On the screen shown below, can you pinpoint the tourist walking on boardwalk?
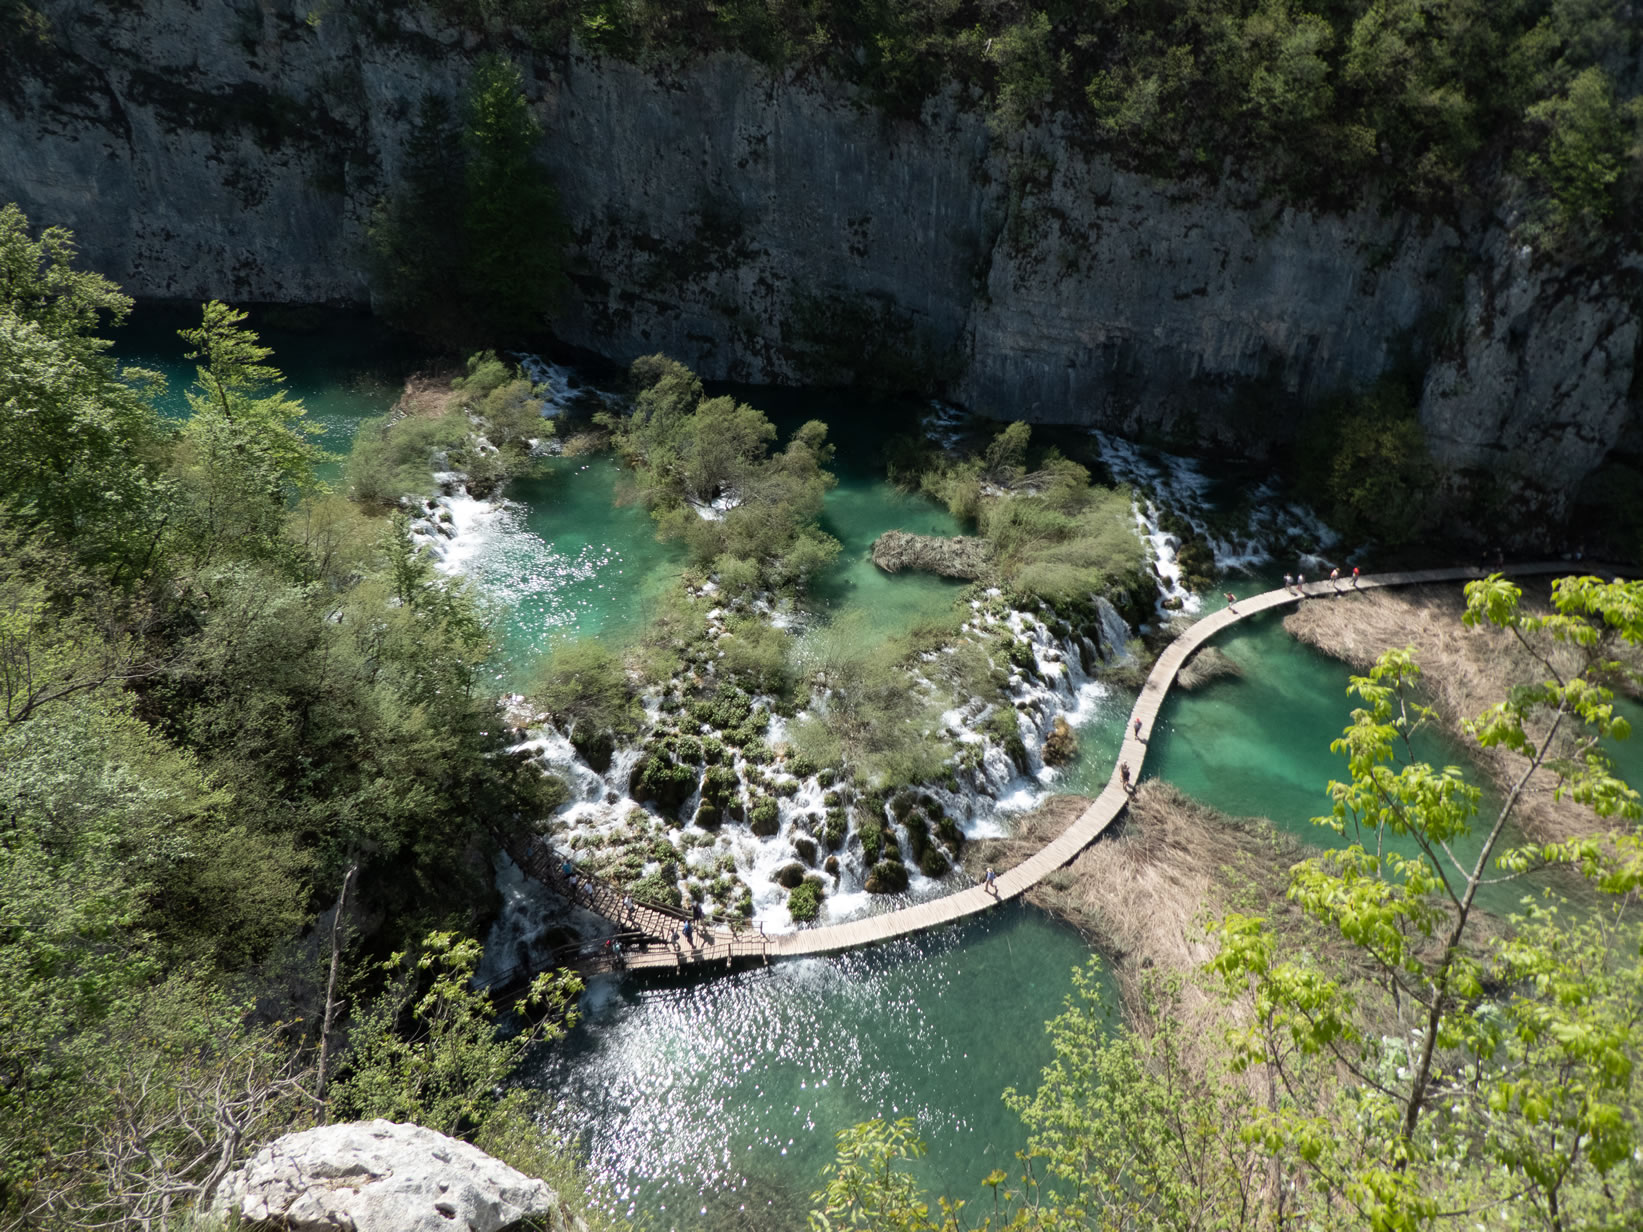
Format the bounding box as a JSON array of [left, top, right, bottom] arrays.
[[1352, 565, 1360, 589], [623, 893, 634, 921], [1133, 718, 1142, 740], [1283, 572, 1294, 593], [984, 866, 998, 896], [682, 919, 694, 947], [1223, 592, 1237, 612], [1297, 572, 1306, 594], [1119, 761, 1132, 792]]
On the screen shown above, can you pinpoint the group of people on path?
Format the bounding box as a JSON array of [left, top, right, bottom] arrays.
[[1280, 563, 1360, 597]]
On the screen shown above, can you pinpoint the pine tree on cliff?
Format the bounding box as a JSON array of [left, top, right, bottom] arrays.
[[371, 57, 566, 347]]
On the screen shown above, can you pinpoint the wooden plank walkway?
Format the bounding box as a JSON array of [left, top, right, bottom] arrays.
[[530, 563, 1591, 976]]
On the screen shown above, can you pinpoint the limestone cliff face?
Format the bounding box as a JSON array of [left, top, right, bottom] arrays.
[[3, 1, 1636, 510]]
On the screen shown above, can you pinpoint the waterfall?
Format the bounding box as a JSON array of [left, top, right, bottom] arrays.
[[1091, 429, 1341, 609]]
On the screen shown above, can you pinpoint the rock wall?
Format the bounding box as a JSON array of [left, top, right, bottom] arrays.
[[2, 0, 1637, 511]]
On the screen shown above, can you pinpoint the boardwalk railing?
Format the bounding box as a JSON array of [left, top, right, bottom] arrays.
[[510, 564, 1608, 975]]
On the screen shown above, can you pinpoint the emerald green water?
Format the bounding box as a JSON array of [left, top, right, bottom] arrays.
[[539, 906, 1101, 1231], [112, 322, 1631, 1229], [472, 458, 687, 684]]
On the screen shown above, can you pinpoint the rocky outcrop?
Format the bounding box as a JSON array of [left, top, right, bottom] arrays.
[[870, 530, 992, 580], [2, 1, 1637, 512], [210, 1120, 573, 1232]]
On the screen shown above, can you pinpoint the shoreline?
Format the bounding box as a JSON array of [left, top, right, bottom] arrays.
[[1283, 581, 1640, 846]]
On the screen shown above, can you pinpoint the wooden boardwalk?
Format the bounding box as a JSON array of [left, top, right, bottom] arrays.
[[533, 563, 1588, 976]]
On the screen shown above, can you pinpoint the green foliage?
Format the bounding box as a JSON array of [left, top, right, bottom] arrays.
[[0, 209, 605, 1228], [370, 58, 567, 346], [345, 408, 469, 509], [0, 203, 169, 575], [1299, 377, 1436, 545], [173, 301, 330, 563], [614, 354, 840, 593], [332, 932, 582, 1137], [531, 637, 641, 738], [788, 874, 825, 922], [628, 869, 683, 909], [1205, 574, 1643, 1228], [791, 613, 952, 790], [1525, 65, 1640, 240]]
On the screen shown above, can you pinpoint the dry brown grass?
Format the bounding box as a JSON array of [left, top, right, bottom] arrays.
[[1284, 583, 1637, 844], [968, 786, 1323, 1074], [389, 369, 465, 424], [1176, 645, 1241, 691]]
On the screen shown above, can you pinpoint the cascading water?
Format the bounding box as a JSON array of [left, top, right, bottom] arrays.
[[1090, 429, 1342, 611]]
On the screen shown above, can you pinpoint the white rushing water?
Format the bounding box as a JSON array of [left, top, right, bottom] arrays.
[[1091, 429, 1341, 613]]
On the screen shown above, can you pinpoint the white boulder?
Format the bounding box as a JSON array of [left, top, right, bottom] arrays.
[[211, 1119, 571, 1232]]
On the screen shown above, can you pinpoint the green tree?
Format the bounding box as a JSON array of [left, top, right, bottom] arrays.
[[330, 931, 582, 1137], [1209, 574, 1643, 1229], [0, 202, 169, 574], [1526, 65, 1635, 236], [172, 301, 328, 567], [461, 54, 568, 342], [370, 59, 567, 347], [370, 93, 466, 340]]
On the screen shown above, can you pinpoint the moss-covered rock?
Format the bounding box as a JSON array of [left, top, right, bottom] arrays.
[[775, 861, 807, 889], [823, 855, 840, 877], [824, 809, 848, 850], [794, 835, 817, 864], [694, 803, 722, 828], [568, 722, 615, 775], [857, 814, 885, 863], [917, 845, 950, 878], [630, 749, 699, 814], [788, 876, 825, 922], [865, 860, 910, 894], [1042, 715, 1078, 766], [700, 763, 741, 808], [750, 796, 780, 837]]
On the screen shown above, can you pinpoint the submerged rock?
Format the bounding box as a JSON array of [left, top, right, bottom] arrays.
[[211, 1119, 567, 1232], [870, 531, 992, 580]]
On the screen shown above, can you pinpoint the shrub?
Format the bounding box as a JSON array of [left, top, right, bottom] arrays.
[[532, 639, 641, 739], [788, 877, 825, 922], [628, 870, 682, 910], [787, 753, 818, 779], [749, 797, 780, 837], [694, 804, 722, 829]]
